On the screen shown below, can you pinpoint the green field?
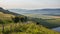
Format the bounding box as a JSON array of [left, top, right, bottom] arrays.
[[23, 14, 60, 28], [23, 14, 60, 19]]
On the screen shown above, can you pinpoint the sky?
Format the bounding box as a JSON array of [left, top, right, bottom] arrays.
[[0, 0, 60, 9]]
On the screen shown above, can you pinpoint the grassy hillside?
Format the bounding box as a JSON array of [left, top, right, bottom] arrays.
[[0, 8, 60, 34], [0, 11, 60, 34], [0, 22, 60, 34], [0, 12, 15, 24]]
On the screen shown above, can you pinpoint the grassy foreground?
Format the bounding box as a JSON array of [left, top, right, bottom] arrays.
[[0, 22, 60, 34]]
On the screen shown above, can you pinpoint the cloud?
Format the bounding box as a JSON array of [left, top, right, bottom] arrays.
[[0, 0, 60, 9]]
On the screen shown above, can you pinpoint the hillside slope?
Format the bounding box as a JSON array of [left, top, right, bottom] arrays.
[[0, 22, 60, 34], [0, 7, 60, 34], [0, 7, 24, 16]]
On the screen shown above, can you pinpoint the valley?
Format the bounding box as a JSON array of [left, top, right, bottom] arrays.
[[0, 7, 60, 34]]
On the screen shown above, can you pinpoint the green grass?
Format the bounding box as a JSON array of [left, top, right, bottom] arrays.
[[0, 22, 60, 34]]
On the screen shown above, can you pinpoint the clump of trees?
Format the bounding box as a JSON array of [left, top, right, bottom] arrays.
[[12, 16, 28, 23]]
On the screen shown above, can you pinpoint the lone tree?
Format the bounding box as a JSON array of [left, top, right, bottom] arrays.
[[12, 16, 20, 23], [20, 16, 28, 22], [24, 17, 28, 22]]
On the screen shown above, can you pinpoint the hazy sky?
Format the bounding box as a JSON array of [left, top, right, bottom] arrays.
[[0, 0, 60, 9]]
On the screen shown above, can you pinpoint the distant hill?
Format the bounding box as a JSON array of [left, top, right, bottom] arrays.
[[8, 9, 60, 16], [33, 9, 60, 16], [30, 9, 60, 13], [41, 9, 60, 11], [0, 7, 23, 16]]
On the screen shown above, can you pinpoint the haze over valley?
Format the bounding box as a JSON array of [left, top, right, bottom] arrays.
[[0, 0, 60, 34]]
